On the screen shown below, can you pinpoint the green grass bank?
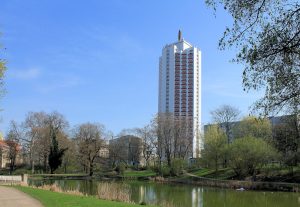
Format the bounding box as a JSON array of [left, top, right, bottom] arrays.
[[15, 186, 158, 207]]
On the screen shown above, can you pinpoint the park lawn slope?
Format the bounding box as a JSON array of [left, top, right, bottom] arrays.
[[123, 170, 156, 178], [15, 186, 157, 207], [190, 168, 235, 180]]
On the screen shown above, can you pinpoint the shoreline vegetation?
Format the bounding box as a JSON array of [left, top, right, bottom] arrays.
[[24, 167, 300, 192]]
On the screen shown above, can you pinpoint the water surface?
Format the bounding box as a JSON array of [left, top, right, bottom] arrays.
[[29, 179, 300, 207]]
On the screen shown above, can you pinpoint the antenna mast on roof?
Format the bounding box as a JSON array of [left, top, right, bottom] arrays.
[[178, 29, 182, 41]]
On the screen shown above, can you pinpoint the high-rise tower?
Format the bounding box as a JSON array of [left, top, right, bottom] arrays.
[[158, 31, 201, 158]]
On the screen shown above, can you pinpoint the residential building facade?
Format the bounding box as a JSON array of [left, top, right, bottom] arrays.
[[109, 135, 144, 167], [158, 30, 202, 158], [0, 135, 23, 169]]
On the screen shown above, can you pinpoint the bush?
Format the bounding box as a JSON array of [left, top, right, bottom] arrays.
[[171, 158, 187, 176], [161, 165, 171, 177], [139, 166, 148, 171], [116, 163, 126, 176], [228, 136, 278, 179]]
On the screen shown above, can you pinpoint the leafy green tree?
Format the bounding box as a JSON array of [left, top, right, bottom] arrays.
[[211, 105, 241, 167], [205, 0, 300, 114], [233, 116, 272, 141], [228, 136, 277, 179], [48, 132, 66, 174], [0, 34, 7, 99], [170, 158, 187, 176], [202, 125, 227, 172], [273, 115, 300, 168]]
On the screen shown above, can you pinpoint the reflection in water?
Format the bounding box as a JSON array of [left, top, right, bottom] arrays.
[[192, 188, 203, 207], [29, 179, 300, 207]]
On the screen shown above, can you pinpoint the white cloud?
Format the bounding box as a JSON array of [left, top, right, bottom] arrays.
[[9, 68, 41, 80]]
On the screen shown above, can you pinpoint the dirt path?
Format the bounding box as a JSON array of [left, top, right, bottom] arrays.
[[0, 186, 43, 207]]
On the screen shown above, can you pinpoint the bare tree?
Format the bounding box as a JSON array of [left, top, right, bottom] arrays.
[[59, 137, 76, 173], [210, 105, 240, 144], [154, 113, 193, 167], [74, 123, 105, 176], [21, 111, 68, 173], [118, 128, 137, 137], [156, 113, 174, 167], [136, 125, 156, 167], [108, 138, 125, 168], [5, 122, 21, 174], [23, 112, 48, 173], [173, 117, 193, 159]]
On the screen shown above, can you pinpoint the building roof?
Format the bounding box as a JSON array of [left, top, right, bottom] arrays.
[[0, 139, 21, 151], [0, 140, 8, 148]]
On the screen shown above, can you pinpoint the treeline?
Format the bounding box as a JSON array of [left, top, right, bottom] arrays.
[[5, 111, 109, 175], [4, 108, 299, 179], [5, 111, 196, 176], [202, 105, 300, 179]]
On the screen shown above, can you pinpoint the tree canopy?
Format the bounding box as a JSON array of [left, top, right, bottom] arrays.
[[202, 125, 227, 171], [228, 136, 277, 178], [233, 116, 272, 141], [206, 0, 300, 115], [0, 34, 7, 98]]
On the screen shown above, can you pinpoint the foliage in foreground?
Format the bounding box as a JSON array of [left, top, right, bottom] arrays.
[[206, 0, 300, 114]]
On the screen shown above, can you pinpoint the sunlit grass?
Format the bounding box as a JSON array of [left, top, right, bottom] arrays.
[[15, 186, 158, 207], [123, 170, 156, 177]]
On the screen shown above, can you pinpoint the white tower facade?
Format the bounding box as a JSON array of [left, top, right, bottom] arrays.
[[158, 31, 201, 158]]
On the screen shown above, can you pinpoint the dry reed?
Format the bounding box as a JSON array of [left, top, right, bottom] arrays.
[[97, 182, 133, 203], [159, 200, 178, 207], [34, 183, 84, 196]]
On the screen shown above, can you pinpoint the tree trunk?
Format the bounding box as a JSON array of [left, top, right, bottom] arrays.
[[43, 154, 47, 173], [9, 162, 14, 175], [89, 164, 93, 176], [215, 155, 218, 173], [64, 163, 67, 174], [31, 160, 35, 174]]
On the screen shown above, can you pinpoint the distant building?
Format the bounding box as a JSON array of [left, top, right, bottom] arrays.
[[99, 140, 109, 158], [158, 30, 202, 158], [109, 135, 144, 167], [0, 136, 23, 169], [204, 114, 299, 142]]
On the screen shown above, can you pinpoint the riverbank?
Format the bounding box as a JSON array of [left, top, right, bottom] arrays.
[[24, 166, 300, 192], [30, 174, 90, 180], [15, 186, 158, 207], [100, 168, 300, 192], [166, 173, 300, 192]]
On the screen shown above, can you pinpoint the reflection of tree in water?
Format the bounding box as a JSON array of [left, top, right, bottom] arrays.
[[129, 182, 201, 207], [203, 188, 300, 207], [192, 188, 203, 207], [81, 180, 97, 195], [28, 180, 299, 207]]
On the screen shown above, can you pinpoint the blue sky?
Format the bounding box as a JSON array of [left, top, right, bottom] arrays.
[[0, 0, 261, 135]]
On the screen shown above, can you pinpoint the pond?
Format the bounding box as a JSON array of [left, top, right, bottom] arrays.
[[29, 179, 300, 207]]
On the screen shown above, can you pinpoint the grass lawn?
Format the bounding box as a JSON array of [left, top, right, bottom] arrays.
[[15, 186, 158, 207], [191, 168, 235, 180], [123, 170, 156, 178]]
